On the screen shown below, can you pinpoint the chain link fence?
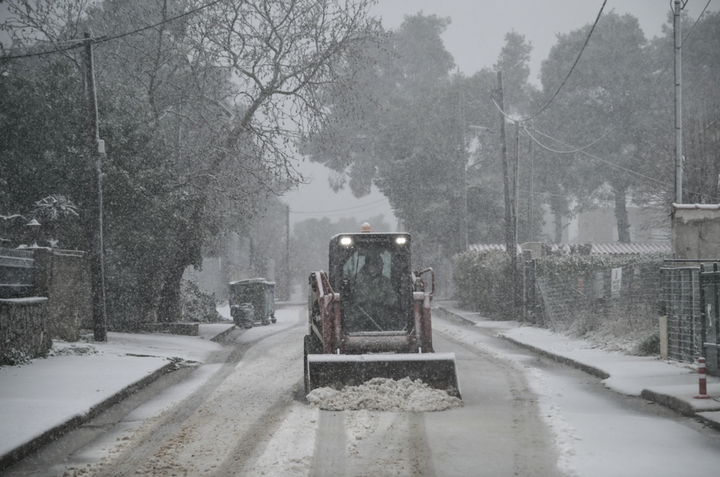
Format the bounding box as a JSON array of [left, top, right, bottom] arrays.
[[660, 266, 703, 363], [531, 261, 664, 347]]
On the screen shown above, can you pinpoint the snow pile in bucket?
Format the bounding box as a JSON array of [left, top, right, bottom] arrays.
[[307, 377, 463, 412]]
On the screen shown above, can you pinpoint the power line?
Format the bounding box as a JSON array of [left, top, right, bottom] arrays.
[[678, 0, 714, 49], [520, 0, 713, 156], [524, 124, 720, 201], [524, 125, 667, 186], [0, 0, 228, 61], [517, 0, 710, 128], [519, 0, 607, 122]]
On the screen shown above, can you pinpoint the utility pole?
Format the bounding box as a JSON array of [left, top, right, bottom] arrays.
[[460, 89, 469, 252], [84, 32, 107, 342], [528, 135, 534, 242], [513, 120, 519, 254], [285, 204, 291, 301], [497, 71, 519, 315], [497, 72, 513, 258], [674, 0, 684, 204]]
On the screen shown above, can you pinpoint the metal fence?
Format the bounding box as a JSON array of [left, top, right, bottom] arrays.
[[660, 266, 703, 363], [700, 263, 720, 375], [531, 262, 663, 338], [519, 256, 720, 371]]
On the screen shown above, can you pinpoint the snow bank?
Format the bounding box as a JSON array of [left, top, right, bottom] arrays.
[[307, 377, 463, 412]]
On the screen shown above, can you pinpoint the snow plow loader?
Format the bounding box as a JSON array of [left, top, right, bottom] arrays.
[[304, 224, 461, 398]]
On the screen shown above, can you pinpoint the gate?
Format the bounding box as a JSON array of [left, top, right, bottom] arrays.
[[660, 266, 702, 363], [700, 263, 720, 376]]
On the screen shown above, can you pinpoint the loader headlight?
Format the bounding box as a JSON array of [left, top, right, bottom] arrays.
[[340, 236, 353, 246], [395, 237, 407, 245]]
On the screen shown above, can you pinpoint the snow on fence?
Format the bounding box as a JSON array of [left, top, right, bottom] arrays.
[[532, 261, 663, 341]]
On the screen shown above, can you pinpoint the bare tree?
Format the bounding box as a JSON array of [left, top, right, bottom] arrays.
[[1, 0, 382, 324]]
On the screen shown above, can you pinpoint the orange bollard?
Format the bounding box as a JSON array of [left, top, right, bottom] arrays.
[[694, 357, 711, 399]]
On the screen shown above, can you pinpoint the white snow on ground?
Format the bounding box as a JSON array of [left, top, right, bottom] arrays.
[[433, 320, 582, 476], [433, 317, 720, 477], [306, 377, 463, 412], [502, 325, 699, 396], [244, 402, 319, 477], [5, 304, 720, 477], [524, 366, 583, 477], [0, 331, 223, 457]]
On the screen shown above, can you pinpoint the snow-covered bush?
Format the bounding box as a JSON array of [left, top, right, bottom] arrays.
[[452, 250, 515, 319], [180, 280, 222, 323], [1, 348, 32, 366]]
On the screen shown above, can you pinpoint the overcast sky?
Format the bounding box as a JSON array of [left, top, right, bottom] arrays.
[[287, 0, 715, 228]]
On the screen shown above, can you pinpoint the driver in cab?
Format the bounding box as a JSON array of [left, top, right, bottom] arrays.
[[351, 252, 397, 330]]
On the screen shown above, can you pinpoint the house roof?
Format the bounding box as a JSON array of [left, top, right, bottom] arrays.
[[672, 203, 720, 210], [468, 244, 523, 254], [468, 243, 671, 256], [585, 243, 671, 255]]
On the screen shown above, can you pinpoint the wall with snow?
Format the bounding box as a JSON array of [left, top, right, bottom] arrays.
[[672, 204, 720, 259], [0, 297, 51, 364], [35, 249, 92, 341]]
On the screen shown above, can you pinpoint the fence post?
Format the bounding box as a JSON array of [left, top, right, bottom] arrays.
[[659, 315, 669, 360], [524, 255, 536, 324]]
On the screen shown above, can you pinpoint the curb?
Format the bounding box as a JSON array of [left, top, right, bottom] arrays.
[[498, 334, 611, 380], [0, 360, 176, 472], [435, 305, 611, 379], [638, 388, 698, 417], [211, 325, 237, 342], [696, 412, 720, 433], [433, 306, 477, 326]]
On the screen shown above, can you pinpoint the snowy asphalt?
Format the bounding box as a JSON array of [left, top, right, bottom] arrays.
[[1, 302, 720, 472]]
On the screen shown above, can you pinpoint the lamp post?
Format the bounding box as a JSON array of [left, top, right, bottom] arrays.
[[26, 219, 41, 248]]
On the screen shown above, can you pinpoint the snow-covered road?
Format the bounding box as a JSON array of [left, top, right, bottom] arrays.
[[434, 317, 720, 477], [7, 305, 720, 477]]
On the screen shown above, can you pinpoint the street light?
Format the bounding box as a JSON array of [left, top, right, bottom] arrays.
[[26, 219, 41, 248]]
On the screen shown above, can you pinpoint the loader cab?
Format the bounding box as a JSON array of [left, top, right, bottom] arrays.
[[328, 230, 413, 333]]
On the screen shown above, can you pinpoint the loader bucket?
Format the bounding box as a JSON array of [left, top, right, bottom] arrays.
[[306, 352, 461, 398]]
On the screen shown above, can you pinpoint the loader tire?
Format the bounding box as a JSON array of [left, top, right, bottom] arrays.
[[303, 335, 311, 395], [303, 333, 322, 396]]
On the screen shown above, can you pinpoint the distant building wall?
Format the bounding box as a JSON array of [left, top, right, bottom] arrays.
[[671, 204, 720, 259], [539, 205, 670, 244]]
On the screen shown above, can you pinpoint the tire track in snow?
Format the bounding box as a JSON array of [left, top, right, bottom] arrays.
[[88, 308, 306, 477], [311, 411, 346, 477]]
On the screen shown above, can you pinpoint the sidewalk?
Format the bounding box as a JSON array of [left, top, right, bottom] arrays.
[[0, 322, 236, 472], [434, 302, 720, 431]]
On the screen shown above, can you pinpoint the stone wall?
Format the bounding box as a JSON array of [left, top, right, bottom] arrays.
[[34, 249, 92, 341], [0, 248, 91, 362], [0, 297, 51, 364]]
